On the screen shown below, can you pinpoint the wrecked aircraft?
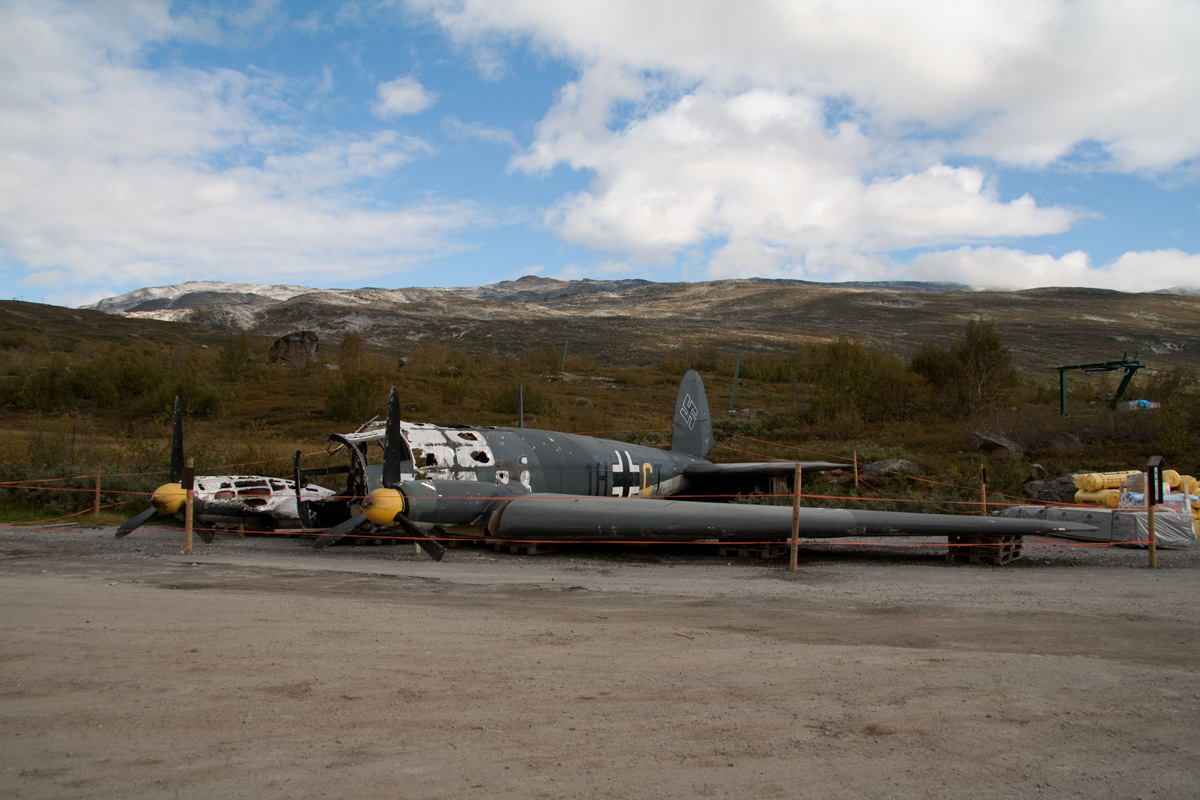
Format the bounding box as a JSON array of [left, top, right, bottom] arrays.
[[303, 371, 1096, 559], [116, 398, 337, 539], [120, 373, 1096, 558]]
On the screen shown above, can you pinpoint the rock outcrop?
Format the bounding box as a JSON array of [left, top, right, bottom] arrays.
[[268, 331, 319, 368]]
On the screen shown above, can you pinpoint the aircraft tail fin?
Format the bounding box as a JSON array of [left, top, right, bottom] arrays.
[[672, 370, 713, 459]]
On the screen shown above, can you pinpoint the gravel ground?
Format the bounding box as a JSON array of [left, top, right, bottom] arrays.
[[2, 524, 1198, 799]]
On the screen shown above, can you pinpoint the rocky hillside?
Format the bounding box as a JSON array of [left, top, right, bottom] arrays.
[[85, 277, 1200, 374]]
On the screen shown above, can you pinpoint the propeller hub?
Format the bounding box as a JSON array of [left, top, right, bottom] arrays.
[[151, 482, 186, 515], [363, 487, 405, 526]]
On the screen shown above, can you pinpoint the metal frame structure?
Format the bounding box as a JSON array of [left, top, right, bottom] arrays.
[[1056, 353, 1145, 416]]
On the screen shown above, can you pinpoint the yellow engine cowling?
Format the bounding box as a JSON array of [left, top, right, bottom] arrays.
[[362, 487, 405, 527], [151, 482, 186, 515]]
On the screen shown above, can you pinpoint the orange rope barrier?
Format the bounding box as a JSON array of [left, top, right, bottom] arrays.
[[36, 521, 1139, 549], [0, 475, 1064, 512], [0, 501, 124, 527]]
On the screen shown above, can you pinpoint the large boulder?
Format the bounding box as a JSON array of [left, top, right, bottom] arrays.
[[1044, 432, 1084, 453], [268, 331, 319, 368], [1025, 473, 1079, 504], [972, 431, 1022, 456], [861, 458, 926, 478]]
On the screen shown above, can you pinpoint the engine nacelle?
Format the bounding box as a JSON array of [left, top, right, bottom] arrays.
[[372, 480, 529, 528]]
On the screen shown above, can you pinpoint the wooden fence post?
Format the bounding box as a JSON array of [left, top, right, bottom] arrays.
[[183, 458, 195, 556], [980, 465, 988, 516], [790, 464, 802, 572], [1146, 471, 1158, 569]]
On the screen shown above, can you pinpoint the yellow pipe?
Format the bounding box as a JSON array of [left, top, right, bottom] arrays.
[[1073, 471, 1139, 493], [1074, 489, 1120, 508]]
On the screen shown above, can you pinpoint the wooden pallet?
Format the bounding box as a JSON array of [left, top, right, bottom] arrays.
[[946, 534, 1024, 565], [350, 535, 403, 546], [492, 542, 556, 555], [718, 543, 791, 559]]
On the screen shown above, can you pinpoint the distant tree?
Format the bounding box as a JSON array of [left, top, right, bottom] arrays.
[[910, 319, 1014, 417], [217, 332, 253, 382], [681, 344, 728, 374], [19, 355, 118, 412], [860, 356, 933, 422], [325, 373, 386, 422], [807, 339, 871, 423], [408, 343, 471, 377], [486, 382, 558, 418], [338, 333, 367, 374], [952, 318, 1013, 414], [910, 342, 967, 417]]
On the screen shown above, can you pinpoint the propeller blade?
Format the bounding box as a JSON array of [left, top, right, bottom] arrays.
[[293, 450, 315, 529], [169, 396, 184, 484], [393, 512, 445, 562], [381, 387, 403, 488], [116, 507, 157, 537], [312, 513, 371, 550]]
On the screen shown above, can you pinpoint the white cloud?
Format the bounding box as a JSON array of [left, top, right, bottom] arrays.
[[419, 0, 1200, 171], [373, 76, 437, 118], [0, 1, 475, 299], [528, 88, 1075, 262], [544, 258, 650, 282], [42, 287, 119, 308], [442, 117, 519, 149], [1106, 250, 1200, 287], [262, 131, 433, 191], [905, 247, 1200, 292], [4, 0, 1197, 303], [316, 65, 334, 95], [701, 245, 1200, 293], [411, 0, 1200, 288]]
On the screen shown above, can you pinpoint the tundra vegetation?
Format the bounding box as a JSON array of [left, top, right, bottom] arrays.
[[1, 318, 1197, 523]]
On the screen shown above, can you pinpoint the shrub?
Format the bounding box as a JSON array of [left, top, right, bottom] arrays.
[[486, 383, 559, 417], [324, 372, 388, 422]]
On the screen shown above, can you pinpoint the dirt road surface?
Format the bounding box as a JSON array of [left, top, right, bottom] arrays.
[[2, 526, 1198, 799]]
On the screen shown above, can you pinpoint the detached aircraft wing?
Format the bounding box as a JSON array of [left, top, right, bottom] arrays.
[[483, 495, 1096, 542], [682, 460, 847, 477], [679, 460, 848, 498]]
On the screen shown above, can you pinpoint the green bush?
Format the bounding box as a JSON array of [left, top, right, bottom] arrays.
[[325, 373, 387, 422], [486, 382, 560, 417]]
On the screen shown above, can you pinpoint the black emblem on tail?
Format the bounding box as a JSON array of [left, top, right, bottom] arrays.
[[679, 394, 699, 430]]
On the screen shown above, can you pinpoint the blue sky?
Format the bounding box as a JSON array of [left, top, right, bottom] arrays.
[[2, 0, 1198, 307]]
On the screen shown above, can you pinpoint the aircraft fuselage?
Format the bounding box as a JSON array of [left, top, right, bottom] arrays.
[[391, 423, 706, 498], [189, 475, 336, 529]]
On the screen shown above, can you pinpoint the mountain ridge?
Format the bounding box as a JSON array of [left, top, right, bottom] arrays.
[[83, 277, 1200, 373]]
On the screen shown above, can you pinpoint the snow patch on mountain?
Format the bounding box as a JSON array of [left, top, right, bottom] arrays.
[[87, 281, 319, 313]]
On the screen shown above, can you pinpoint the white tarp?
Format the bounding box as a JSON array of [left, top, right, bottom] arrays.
[[1000, 506, 1195, 549]]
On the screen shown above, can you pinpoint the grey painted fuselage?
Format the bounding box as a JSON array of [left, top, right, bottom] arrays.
[[391, 422, 699, 498]]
